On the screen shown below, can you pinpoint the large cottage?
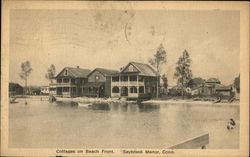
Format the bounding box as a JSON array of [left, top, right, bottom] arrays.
[[54, 66, 91, 97], [9, 82, 23, 96], [82, 68, 119, 97], [110, 62, 160, 99]]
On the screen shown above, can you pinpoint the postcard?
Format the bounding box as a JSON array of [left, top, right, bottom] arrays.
[[1, 1, 249, 156]]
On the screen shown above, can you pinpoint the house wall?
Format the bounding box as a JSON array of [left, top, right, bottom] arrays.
[[88, 71, 106, 82], [105, 76, 112, 97]]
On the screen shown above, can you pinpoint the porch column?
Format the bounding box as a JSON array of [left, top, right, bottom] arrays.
[[128, 75, 130, 97], [137, 75, 139, 97], [119, 75, 121, 97], [69, 87, 71, 97]]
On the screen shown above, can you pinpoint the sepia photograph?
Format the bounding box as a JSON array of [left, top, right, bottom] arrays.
[[1, 1, 249, 156]]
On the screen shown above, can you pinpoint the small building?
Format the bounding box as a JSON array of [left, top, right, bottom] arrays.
[[9, 82, 23, 96], [215, 84, 233, 98], [82, 68, 119, 97], [41, 86, 50, 95], [49, 84, 56, 95], [26, 86, 41, 95], [188, 77, 205, 89], [54, 66, 91, 97], [110, 62, 160, 99], [202, 78, 221, 96]]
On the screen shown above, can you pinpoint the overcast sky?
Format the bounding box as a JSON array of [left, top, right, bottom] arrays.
[[9, 10, 239, 86]]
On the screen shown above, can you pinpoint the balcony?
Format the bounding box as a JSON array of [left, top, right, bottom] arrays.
[[111, 81, 144, 87], [52, 82, 76, 87]]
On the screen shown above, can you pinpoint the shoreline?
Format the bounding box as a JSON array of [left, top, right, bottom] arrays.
[[12, 95, 240, 106], [142, 99, 240, 106]]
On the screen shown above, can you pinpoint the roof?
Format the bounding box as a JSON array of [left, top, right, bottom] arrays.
[[88, 68, 119, 77], [188, 77, 205, 85], [121, 62, 159, 77], [9, 82, 23, 88], [205, 78, 221, 83], [215, 84, 232, 91], [55, 67, 91, 78]]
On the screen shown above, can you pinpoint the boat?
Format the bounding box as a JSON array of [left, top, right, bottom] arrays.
[[78, 102, 91, 107]]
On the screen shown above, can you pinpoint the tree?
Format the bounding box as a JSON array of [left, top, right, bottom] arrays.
[[174, 50, 192, 99], [148, 44, 167, 98], [19, 61, 32, 95], [148, 43, 167, 73], [161, 74, 168, 89], [233, 75, 240, 93], [45, 64, 56, 83]]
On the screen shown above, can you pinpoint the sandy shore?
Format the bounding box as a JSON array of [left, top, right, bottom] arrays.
[[142, 99, 240, 106], [53, 96, 240, 106]]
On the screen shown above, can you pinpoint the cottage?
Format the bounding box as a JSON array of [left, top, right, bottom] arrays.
[[82, 68, 119, 97], [26, 86, 41, 95], [187, 77, 205, 96], [110, 62, 160, 99], [202, 78, 221, 96], [215, 84, 233, 98], [54, 66, 91, 97], [41, 86, 50, 95], [9, 82, 23, 96]]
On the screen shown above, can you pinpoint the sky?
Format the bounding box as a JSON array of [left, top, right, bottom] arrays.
[[9, 9, 240, 86]]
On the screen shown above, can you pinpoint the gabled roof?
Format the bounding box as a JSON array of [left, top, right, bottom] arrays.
[[55, 67, 91, 78], [9, 82, 23, 88], [88, 68, 119, 77], [121, 62, 159, 77], [188, 77, 205, 85], [205, 78, 221, 84]]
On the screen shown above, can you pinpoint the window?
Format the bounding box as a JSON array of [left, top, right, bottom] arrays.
[[112, 76, 119, 82], [128, 65, 134, 71], [121, 76, 128, 82], [63, 78, 69, 83], [57, 79, 62, 83], [138, 76, 144, 82], [129, 76, 137, 81], [112, 87, 119, 93], [64, 70, 68, 76], [130, 86, 137, 93], [63, 87, 69, 92], [95, 75, 100, 81], [139, 86, 144, 93], [89, 87, 92, 92]]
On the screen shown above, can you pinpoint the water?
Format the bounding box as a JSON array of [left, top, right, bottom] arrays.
[[9, 97, 239, 149]]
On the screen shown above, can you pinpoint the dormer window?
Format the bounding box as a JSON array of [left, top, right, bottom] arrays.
[[64, 70, 68, 76], [95, 75, 99, 81], [128, 65, 134, 72]]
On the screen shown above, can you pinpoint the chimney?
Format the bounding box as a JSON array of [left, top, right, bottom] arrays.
[[77, 66, 79, 68]]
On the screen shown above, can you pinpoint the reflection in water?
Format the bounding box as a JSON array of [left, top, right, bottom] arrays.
[[56, 101, 78, 107], [138, 103, 160, 112], [9, 98, 240, 149], [91, 102, 110, 111]]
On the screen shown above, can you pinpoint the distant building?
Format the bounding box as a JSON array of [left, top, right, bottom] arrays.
[[215, 84, 233, 98], [9, 82, 23, 96], [54, 66, 91, 97], [187, 77, 205, 96], [26, 86, 41, 95], [203, 78, 221, 96], [110, 62, 160, 99], [82, 68, 119, 97], [41, 86, 50, 95], [188, 77, 205, 89]]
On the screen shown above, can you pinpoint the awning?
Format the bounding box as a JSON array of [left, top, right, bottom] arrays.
[[82, 82, 105, 88]]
